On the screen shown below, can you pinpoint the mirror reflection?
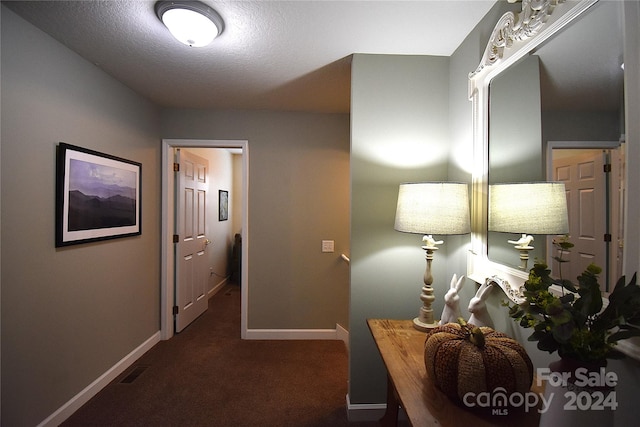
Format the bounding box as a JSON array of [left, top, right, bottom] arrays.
[[487, 0, 625, 292]]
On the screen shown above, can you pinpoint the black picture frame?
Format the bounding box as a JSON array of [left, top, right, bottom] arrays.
[[55, 143, 142, 247], [219, 190, 229, 221]]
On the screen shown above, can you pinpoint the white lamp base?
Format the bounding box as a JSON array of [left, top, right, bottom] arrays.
[[412, 245, 441, 332], [413, 317, 440, 331], [515, 246, 533, 270]]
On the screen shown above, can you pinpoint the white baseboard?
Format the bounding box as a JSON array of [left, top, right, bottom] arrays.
[[336, 323, 349, 350], [345, 393, 407, 422], [345, 394, 387, 422], [245, 328, 339, 340], [37, 331, 161, 427], [245, 324, 350, 342], [208, 277, 229, 297]]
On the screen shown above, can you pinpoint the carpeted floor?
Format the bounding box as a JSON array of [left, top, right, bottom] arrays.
[[61, 284, 390, 427]]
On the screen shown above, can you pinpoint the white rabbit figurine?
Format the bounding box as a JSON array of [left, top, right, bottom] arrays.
[[467, 280, 494, 328], [439, 274, 465, 325]]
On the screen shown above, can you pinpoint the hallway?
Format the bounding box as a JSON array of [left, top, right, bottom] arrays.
[[61, 284, 384, 426]]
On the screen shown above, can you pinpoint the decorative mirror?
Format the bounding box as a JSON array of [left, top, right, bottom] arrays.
[[467, 0, 638, 360], [487, 0, 624, 291]]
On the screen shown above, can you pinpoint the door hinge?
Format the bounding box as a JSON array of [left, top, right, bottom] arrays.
[[604, 233, 612, 242], [604, 163, 611, 173], [173, 162, 180, 172], [173, 306, 179, 315], [173, 234, 179, 243]]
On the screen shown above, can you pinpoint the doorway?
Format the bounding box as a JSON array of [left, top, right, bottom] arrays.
[[161, 139, 249, 340], [546, 140, 624, 293]]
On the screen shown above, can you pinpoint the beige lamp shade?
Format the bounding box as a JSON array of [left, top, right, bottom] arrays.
[[489, 182, 569, 234], [394, 182, 471, 235]]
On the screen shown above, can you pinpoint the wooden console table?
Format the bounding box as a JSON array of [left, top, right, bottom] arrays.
[[367, 319, 541, 427]]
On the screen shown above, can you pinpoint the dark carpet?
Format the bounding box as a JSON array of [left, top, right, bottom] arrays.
[[61, 284, 386, 427]]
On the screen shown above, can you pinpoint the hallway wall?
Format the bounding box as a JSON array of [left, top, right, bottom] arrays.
[[160, 109, 351, 331], [349, 53, 450, 404], [1, 7, 161, 426]]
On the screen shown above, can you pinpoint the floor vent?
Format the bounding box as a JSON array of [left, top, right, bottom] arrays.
[[120, 365, 149, 384]]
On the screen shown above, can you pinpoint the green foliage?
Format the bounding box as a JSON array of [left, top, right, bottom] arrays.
[[504, 238, 640, 363]]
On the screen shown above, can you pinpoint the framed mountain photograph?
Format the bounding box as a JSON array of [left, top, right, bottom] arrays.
[[55, 143, 142, 247]]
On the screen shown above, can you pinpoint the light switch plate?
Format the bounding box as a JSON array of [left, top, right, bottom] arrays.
[[322, 240, 335, 253]]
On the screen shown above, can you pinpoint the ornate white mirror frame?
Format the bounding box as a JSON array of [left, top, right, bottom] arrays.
[[467, 0, 599, 294], [467, 0, 640, 360]]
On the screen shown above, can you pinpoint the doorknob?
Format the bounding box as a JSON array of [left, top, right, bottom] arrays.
[[204, 239, 211, 248]]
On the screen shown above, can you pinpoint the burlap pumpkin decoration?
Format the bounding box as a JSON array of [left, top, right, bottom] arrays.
[[424, 320, 533, 403]]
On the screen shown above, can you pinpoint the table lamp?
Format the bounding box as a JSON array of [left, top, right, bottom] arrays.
[[394, 182, 471, 331], [489, 182, 569, 270]]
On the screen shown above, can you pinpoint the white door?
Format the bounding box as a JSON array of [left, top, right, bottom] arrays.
[[551, 150, 607, 287], [175, 149, 210, 332]]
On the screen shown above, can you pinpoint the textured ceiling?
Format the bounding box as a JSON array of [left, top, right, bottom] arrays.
[[3, 0, 498, 113]]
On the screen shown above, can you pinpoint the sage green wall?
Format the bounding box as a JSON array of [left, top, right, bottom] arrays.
[[345, 0, 525, 409], [489, 56, 543, 184], [488, 55, 544, 267], [160, 109, 351, 330], [349, 54, 450, 404], [1, 7, 161, 427]]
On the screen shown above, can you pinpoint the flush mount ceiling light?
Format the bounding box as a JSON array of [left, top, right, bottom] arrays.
[[155, 1, 224, 47]]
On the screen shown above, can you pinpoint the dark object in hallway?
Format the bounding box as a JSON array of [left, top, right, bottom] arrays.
[[230, 233, 242, 284]]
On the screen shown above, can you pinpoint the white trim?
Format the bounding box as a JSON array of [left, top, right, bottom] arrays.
[[345, 394, 387, 422], [161, 139, 249, 341], [244, 328, 341, 340], [345, 394, 408, 422], [244, 324, 349, 342], [336, 323, 349, 350], [208, 277, 229, 297], [545, 140, 621, 174], [37, 332, 161, 427]]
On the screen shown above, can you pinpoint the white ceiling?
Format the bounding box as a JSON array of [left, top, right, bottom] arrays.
[[3, 0, 498, 113]]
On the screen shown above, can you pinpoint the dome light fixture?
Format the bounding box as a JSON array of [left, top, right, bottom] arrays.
[[155, 1, 224, 47]]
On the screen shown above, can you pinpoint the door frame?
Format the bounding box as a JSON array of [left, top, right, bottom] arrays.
[[161, 139, 249, 340], [546, 139, 622, 291]]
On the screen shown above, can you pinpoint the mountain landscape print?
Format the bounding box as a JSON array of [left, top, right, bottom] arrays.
[[68, 158, 137, 231]]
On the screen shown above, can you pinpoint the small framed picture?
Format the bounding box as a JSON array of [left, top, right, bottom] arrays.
[[56, 143, 142, 247], [219, 190, 229, 221]]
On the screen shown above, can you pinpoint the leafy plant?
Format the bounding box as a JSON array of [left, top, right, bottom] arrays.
[[504, 237, 640, 363]]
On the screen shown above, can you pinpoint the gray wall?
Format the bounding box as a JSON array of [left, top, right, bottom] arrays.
[[160, 109, 351, 330], [488, 55, 545, 267], [1, 7, 161, 426], [489, 55, 543, 184], [349, 54, 450, 404]]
